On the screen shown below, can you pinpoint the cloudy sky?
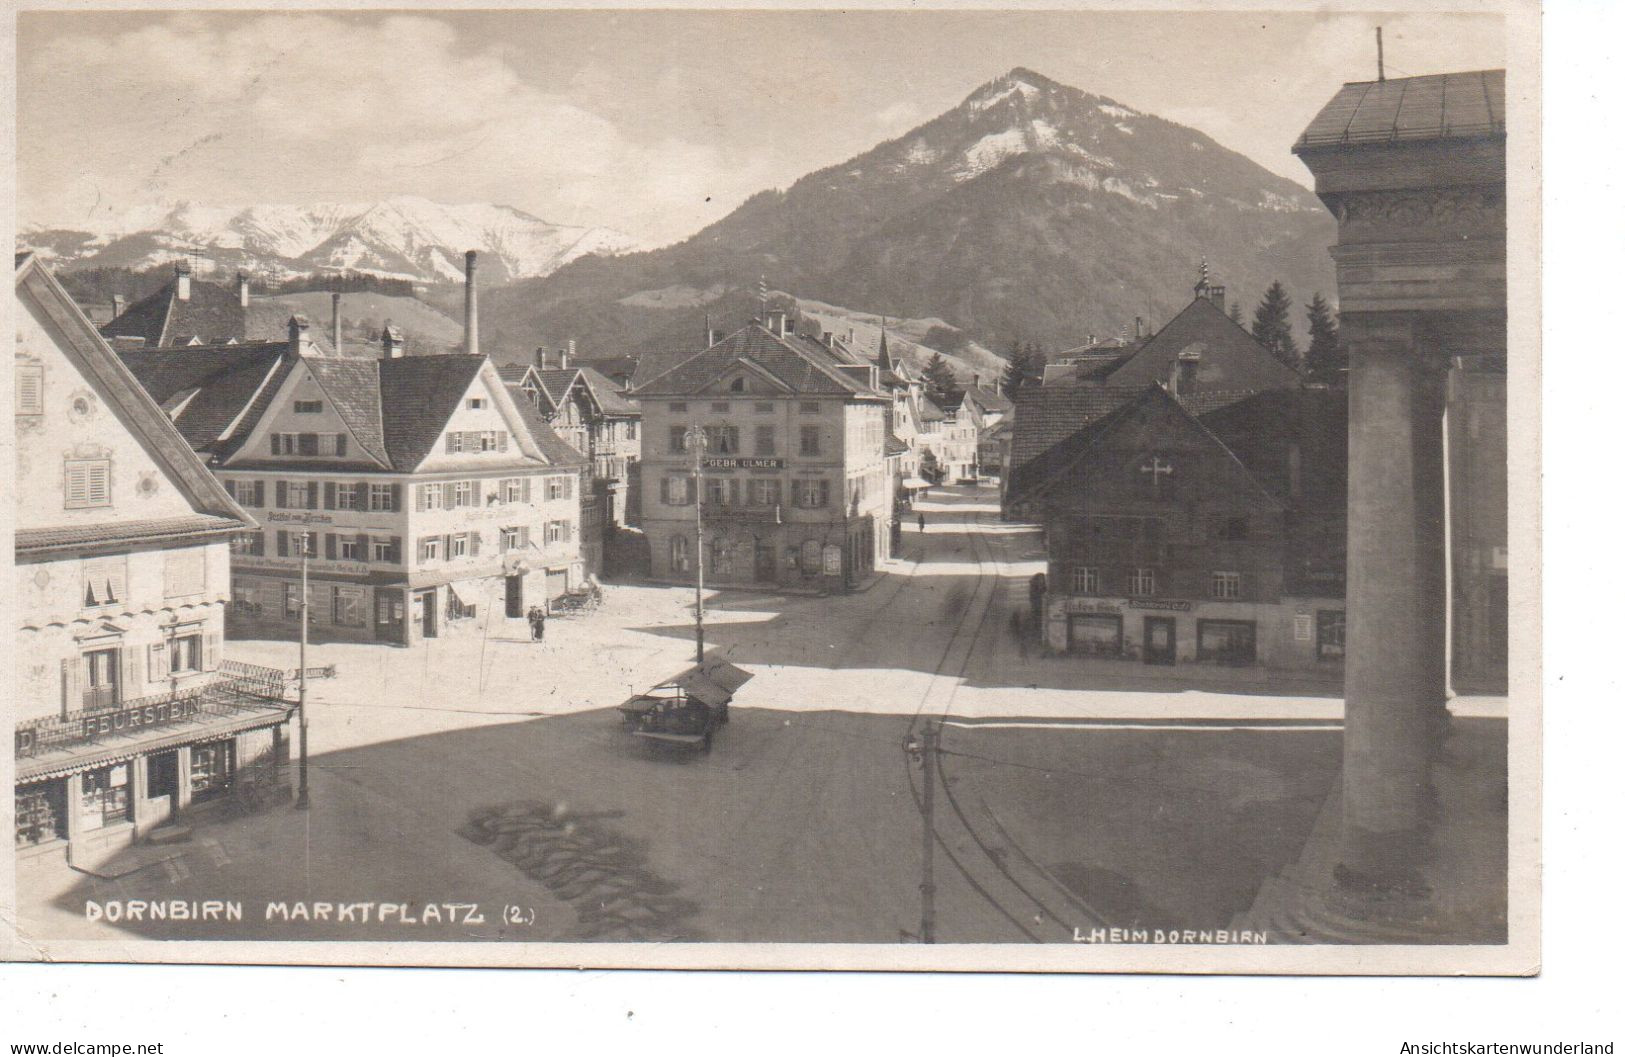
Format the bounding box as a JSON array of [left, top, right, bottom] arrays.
[[17, 8, 1505, 246]]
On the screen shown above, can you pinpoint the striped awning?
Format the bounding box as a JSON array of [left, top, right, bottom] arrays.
[[16, 704, 294, 784]]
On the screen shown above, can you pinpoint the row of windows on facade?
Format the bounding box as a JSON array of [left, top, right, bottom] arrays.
[[220, 476, 572, 513], [657, 476, 835, 509], [242, 523, 567, 563], [15, 739, 240, 848], [61, 631, 220, 716], [665, 535, 843, 576], [78, 552, 207, 609], [668, 400, 826, 415], [266, 428, 516, 459], [233, 578, 491, 629], [667, 424, 829, 457], [1066, 565, 1245, 600], [1070, 515, 1257, 547]]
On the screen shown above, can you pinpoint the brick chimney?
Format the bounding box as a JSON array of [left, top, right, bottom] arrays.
[[382, 321, 404, 359], [236, 271, 251, 308], [288, 314, 312, 356], [331, 292, 343, 357], [463, 250, 480, 357], [174, 260, 191, 302]]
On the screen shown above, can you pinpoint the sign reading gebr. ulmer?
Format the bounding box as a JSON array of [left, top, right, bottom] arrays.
[[703, 457, 784, 470]]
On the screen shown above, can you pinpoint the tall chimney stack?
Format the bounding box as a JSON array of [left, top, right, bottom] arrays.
[[463, 250, 480, 357], [174, 260, 191, 302], [382, 322, 404, 359], [1134, 315, 1144, 339], [288, 314, 312, 357], [112, 294, 126, 319], [236, 271, 251, 308], [331, 292, 343, 357], [564, 339, 575, 370]]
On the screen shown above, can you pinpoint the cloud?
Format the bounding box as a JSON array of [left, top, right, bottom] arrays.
[[19, 13, 769, 242]]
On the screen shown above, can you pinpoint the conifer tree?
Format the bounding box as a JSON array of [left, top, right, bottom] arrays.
[[1303, 292, 1345, 384], [923, 352, 957, 397], [1251, 280, 1300, 370]]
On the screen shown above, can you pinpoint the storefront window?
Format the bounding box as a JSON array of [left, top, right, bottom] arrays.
[[79, 764, 131, 830], [1317, 610, 1346, 660], [1198, 620, 1257, 665], [333, 586, 367, 627], [1068, 614, 1123, 656], [16, 780, 67, 847], [190, 740, 235, 802]]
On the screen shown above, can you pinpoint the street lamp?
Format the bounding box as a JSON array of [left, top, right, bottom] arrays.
[[294, 530, 311, 810], [684, 423, 708, 665]]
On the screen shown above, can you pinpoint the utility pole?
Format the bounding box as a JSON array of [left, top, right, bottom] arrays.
[[294, 531, 311, 810], [685, 423, 708, 665], [905, 723, 939, 942], [1376, 26, 1386, 82]]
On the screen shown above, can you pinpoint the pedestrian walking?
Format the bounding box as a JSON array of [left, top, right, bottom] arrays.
[[535, 603, 547, 643], [917, 511, 926, 534], [527, 605, 544, 642]]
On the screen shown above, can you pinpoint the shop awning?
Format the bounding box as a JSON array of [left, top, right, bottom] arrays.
[[663, 660, 754, 708], [17, 701, 294, 783], [902, 477, 932, 490]]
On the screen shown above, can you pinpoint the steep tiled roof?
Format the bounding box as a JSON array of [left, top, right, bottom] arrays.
[[964, 385, 1013, 415], [1102, 296, 1300, 392], [102, 274, 246, 347], [919, 397, 946, 422], [116, 343, 291, 456], [376, 356, 487, 471], [1297, 69, 1504, 151], [884, 433, 911, 457], [495, 363, 531, 384], [16, 514, 247, 555], [575, 365, 639, 416], [304, 358, 390, 466], [632, 324, 882, 399], [507, 383, 588, 468], [1008, 385, 1144, 484], [531, 368, 578, 407]]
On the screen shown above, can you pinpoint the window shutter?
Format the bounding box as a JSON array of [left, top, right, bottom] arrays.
[[110, 562, 128, 603], [122, 646, 141, 698], [390, 536, 401, 561], [356, 481, 369, 511], [224, 479, 237, 502], [356, 533, 370, 563], [148, 642, 169, 681], [520, 527, 531, 548], [564, 520, 573, 541], [497, 432, 509, 452], [325, 534, 337, 560], [390, 483, 402, 511], [415, 486, 427, 512], [442, 533, 453, 557], [276, 480, 288, 508], [204, 632, 220, 671], [446, 434, 456, 455], [521, 477, 532, 503], [336, 435, 348, 457], [659, 477, 670, 505], [250, 480, 263, 507], [60, 657, 76, 718], [324, 482, 337, 509], [469, 531, 480, 557], [272, 434, 282, 456], [306, 481, 318, 510], [277, 530, 289, 557]]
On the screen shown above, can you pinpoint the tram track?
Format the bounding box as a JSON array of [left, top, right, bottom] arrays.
[[899, 491, 1094, 942]]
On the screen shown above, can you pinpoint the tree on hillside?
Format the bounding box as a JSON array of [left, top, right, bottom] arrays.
[[1251, 280, 1300, 371], [1303, 292, 1345, 385], [923, 352, 958, 397], [1000, 339, 1045, 396]]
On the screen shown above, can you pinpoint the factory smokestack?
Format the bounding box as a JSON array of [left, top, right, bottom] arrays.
[[331, 292, 343, 357], [463, 250, 480, 357]]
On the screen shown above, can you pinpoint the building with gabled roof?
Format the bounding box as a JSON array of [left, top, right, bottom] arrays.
[[15, 254, 291, 866], [100, 261, 253, 349], [119, 330, 588, 646], [1006, 381, 1346, 673], [631, 312, 894, 589]]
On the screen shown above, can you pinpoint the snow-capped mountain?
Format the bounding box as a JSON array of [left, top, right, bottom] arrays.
[[480, 67, 1336, 357], [18, 196, 644, 284]]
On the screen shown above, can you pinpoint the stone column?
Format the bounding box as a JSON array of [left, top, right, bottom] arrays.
[[1338, 314, 1450, 891], [175, 746, 194, 813], [130, 754, 153, 838]]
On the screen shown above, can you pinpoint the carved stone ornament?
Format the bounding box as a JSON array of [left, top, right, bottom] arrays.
[[1336, 188, 1504, 237]]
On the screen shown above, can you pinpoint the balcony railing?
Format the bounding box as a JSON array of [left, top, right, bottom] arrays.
[[699, 502, 783, 524], [16, 660, 288, 760]]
